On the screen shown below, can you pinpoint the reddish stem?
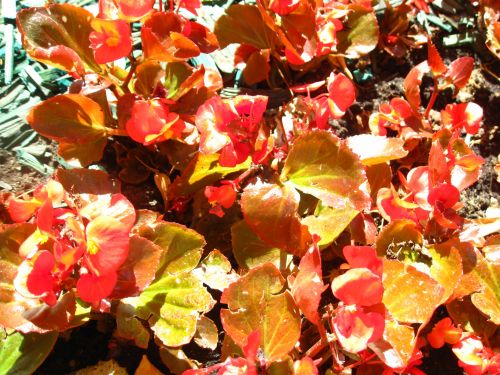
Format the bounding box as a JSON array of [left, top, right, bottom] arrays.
[[424, 76, 440, 119]]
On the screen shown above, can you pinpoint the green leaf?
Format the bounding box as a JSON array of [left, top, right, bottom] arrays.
[[231, 220, 291, 270], [241, 183, 312, 256], [163, 62, 192, 99], [214, 4, 275, 49], [137, 221, 205, 275], [221, 263, 301, 362], [302, 205, 358, 247], [134, 272, 215, 347], [281, 131, 370, 212], [192, 250, 236, 291], [382, 259, 444, 324], [27, 95, 108, 167], [115, 302, 150, 349], [16, 4, 101, 74], [169, 153, 250, 198], [426, 240, 463, 304], [336, 5, 379, 59], [470, 255, 500, 324], [134, 60, 165, 97], [453, 243, 500, 324], [0, 331, 58, 375]]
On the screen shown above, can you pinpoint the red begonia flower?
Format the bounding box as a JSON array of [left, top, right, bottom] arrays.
[[196, 95, 270, 167], [26, 250, 58, 306], [126, 98, 185, 145], [428, 183, 460, 210], [331, 268, 384, 307], [89, 19, 132, 64], [268, 0, 300, 15], [84, 216, 130, 275], [427, 317, 462, 349], [98, 0, 154, 21], [79, 193, 136, 230], [8, 179, 64, 222], [327, 72, 356, 119], [77, 271, 118, 305], [441, 102, 483, 135], [205, 181, 237, 218], [333, 305, 385, 353], [452, 334, 500, 375]]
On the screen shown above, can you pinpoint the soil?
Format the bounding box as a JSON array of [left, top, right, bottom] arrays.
[[1, 7, 499, 375]]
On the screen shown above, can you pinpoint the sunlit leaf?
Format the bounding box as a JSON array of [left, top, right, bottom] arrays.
[[336, 5, 379, 58], [302, 205, 358, 247], [382, 259, 443, 324], [427, 39, 446, 76], [192, 250, 236, 291], [403, 61, 429, 111], [137, 221, 205, 275], [193, 315, 219, 350], [0, 331, 58, 375], [446, 296, 498, 338], [289, 244, 327, 324], [115, 302, 151, 349], [110, 235, 164, 299], [281, 131, 370, 211], [221, 263, 301, 362], [16, 4, 101, 75], [369, 320, 416, 370], [375, 219, 423, 258], [241, 183, 312, 256], [347, 135, 408, 166], [426, 240, 463, 304], [231, 220, 289, 270], [169, 153, 250, 198], [214, 4, 275, 49], [135, 271, 214, 347], [133, 60, 165, 97], [135, 355, 163, 375], [27, 94, 108, 167], [468, 254, 500, 324]]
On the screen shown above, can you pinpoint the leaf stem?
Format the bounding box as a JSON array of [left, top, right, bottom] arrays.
[[106, 128, 129, 137], [121, 54, 137, 93], [424, 76, 439, 119]]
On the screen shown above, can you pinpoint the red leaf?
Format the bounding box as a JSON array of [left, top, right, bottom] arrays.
[[241, 183, 312, 256], [76, 271, 117, 304], [403, 61, 430, 110], [290, 243, 327, 324], [446, 57, 474, 90], [327, 73, 356, 119], [343, 246, 383, 276], [331, 268, 384, 306], [427, 40, 447, 76], [89, 19, 132, 64], [333, 305, 385, 353], [126, 99, 185, 145]]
